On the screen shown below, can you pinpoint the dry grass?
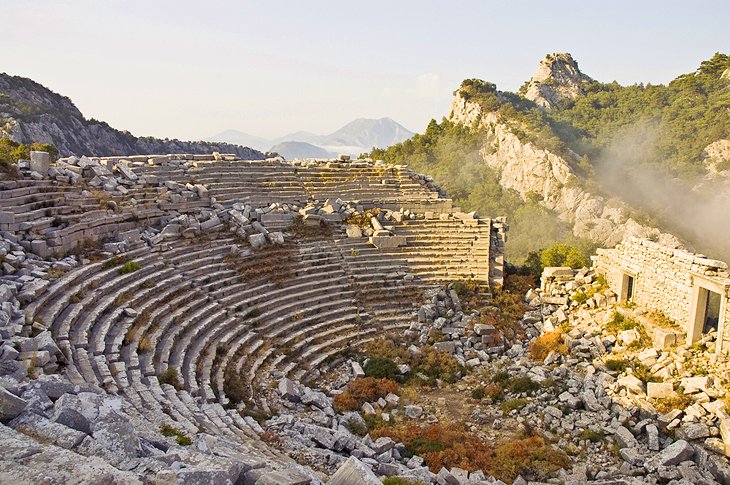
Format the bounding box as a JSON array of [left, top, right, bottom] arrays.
[[529, 330, 568, 362]]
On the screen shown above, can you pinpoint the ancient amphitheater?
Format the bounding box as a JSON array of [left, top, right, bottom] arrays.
[[0, 152, 508, 484]]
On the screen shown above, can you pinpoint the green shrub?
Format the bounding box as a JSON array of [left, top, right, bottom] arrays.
[[507, 376, 540, 394], [118, 261, 141, 275], [363, 356, 398, 380], [540, 243, 590, 269], [501, 398, 528, 413], [159, 368, 182, 390], [605, 312, 639, 334], [471, 386, 485, 400], [383, 478, 426, 485], [605, 358, 630, 372], [578, 429, 604, 443]]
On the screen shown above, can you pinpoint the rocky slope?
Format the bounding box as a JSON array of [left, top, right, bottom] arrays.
[[523, 52, 594, 109], [449, 87, 683, 249], [0, 73, 265, 158]]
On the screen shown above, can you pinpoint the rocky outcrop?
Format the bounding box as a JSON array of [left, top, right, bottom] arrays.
[[0, 73, 265, 158], [703, 139, 730, 175], [523, 52, 594, 109], [449, 89, 683, 249]]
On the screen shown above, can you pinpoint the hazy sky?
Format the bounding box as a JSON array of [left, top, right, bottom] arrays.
[[1, 1, 728, 140]]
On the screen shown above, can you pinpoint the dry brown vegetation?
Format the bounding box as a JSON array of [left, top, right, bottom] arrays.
[[333, 377, 399, 412], [529, 330, 568, 362], [371, 423, 569, 482]]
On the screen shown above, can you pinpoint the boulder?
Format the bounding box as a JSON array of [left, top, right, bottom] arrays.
[[249, 233, 267, 249], [614, 425, 637, 449], [328, 456, 381, 485], [404, 405, 423, 419], [647, 382, 675, 399], [0, 386, 27, 421], [658, 439, 694, 466], [29, 151, 50, 174], [278, 378, 301, 402]]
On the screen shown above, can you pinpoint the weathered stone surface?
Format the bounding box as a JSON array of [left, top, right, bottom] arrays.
[[29, 151, 50, 173], [0, 385, 27, 421], [9, 411, 87, 449], [647, 382, 675, 399], [404, 405, 423, 419], [614, 425, 638, 449], [249, 233, 267, 249], [278, 378, 301, 402], [328, 456, 380, 485], [658, 439, 694, 466]]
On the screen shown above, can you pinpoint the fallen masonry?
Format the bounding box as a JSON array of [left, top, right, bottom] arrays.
[[3, 150, 730, 484]]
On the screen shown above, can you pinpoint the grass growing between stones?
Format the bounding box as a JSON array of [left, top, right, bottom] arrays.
[[605, 312, 639, 334], [529, 330, 568, 362], [654, 393, 694, 413], [371, 422, 569, 483], [118, 261, 141, 275], [159, 424, 192, 446]]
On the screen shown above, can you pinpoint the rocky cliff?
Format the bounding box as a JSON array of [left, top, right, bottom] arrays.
[[0, 73, 265, 158], [449, 88, 683, 249], [523, 52, 594, 109]]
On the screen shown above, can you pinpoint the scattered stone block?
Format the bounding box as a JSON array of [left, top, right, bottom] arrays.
[[329, 456, 380, 485], [647, 382, 675, 399], [30, 151, 50, 173], [658, 439, 694, 466], [0, 386, 27, 421]]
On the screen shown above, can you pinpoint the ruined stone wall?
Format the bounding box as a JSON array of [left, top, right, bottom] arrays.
[[593, 237, 730, 347], [489, 217, 508, 288]]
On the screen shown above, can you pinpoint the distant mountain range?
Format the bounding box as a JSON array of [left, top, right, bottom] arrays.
[[206, 117, 415, 159], [0, 73, 265, 159]]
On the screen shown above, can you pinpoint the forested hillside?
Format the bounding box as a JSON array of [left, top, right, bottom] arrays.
[[372, 53, 730, 265]]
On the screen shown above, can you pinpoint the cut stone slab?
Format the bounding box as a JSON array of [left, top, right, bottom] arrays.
[[647, 382, 675, 399], [346, 225, 363, 238], [9, 411, 87, 449], [249, 233, 267, 249], [30, 151, 50, 173], [614, 425, 638, 449], [0, 385, 27, 421], [658, 439, 694, 466], [278, 378, 301, 402], [681, 376, 711, 394], [369, 235, 407, 249], [328, 456, 381, 485]]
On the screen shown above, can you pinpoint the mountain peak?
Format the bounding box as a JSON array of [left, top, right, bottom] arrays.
[[523, 52, 594, 109]]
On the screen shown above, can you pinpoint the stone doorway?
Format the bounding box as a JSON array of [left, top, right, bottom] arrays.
[[620, 273, 635, 302], [688, 277, 728, 349]]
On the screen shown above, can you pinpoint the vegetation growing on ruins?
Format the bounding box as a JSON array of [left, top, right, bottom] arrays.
[[529, 330, 568, 361], [371, 422, 569, 482], [159, 424, 193, 446], [332, 377, 399, 412], [0, 137, 58, 165]]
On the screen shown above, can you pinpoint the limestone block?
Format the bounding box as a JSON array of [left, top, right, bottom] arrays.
[[647, 382, 675, 399], [114, 162, 138, 181], [658, 439, 694, 466], [249, 233, 266, 249], [368, 235, 406, 249], [328, 456, 380, 485], [29, 151, 50, 173], [346, 225, 363, 238], [682, 376, 712, 394], [0, 386, 27, 421]]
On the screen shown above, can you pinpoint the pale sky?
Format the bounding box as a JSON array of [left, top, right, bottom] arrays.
[[1, 1, 728, 141]]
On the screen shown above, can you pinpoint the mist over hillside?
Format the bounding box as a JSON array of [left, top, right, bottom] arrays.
[[372, 52, 730, 263]]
